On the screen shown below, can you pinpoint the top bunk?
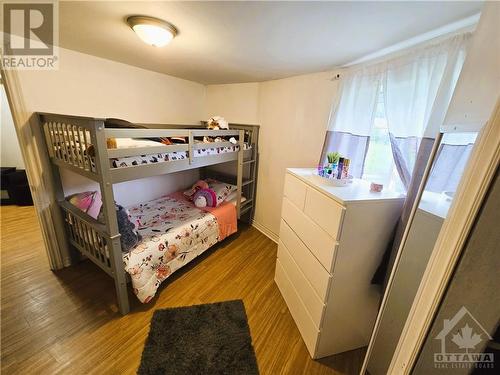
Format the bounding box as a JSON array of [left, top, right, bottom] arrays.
[[38, 112, 258, 184]]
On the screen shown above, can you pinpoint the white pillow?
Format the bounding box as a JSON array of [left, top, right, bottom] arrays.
[[205, 179, 237, 206], [225, 191, 246, 204]]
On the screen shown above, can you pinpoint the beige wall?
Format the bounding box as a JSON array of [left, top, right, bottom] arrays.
[[17, 48, 206, 123], [1, 84, 25, 169], [205, 71, 341, 238], [204, 83, 260, 124], [16, 47, 206, 204]]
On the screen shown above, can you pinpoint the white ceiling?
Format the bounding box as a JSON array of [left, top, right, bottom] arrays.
[[59, 1, 483, 84]]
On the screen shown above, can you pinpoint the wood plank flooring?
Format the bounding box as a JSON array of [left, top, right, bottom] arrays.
[[1, 205, 365, 374]]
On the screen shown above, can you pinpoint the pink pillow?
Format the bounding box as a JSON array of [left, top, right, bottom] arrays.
[[68, 191, 102, 219]]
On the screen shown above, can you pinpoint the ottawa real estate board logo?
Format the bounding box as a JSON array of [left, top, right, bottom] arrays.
[[434, 306, 494, 370], [1, 1, 58, 69]]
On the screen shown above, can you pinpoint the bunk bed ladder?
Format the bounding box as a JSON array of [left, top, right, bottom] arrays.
[[240, 126, 259, 221]]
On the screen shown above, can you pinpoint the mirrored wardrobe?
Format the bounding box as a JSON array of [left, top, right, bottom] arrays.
[[361, 2, 499, 372], [362, 130, 479, 375]]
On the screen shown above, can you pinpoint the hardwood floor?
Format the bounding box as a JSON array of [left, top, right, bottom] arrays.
[[1, 205, 365, 374]]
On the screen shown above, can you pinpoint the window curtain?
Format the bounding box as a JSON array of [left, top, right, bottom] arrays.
[[322, 34, 470, 183], [426, 132, 477, 193], [383, 34, 470, 190], [320, 66, 382, 177], [375, 33, 471, 288]]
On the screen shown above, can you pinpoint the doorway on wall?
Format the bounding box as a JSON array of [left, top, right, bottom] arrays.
[[0, 78, 32, 205]]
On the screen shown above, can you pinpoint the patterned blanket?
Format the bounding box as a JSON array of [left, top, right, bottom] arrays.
[[123, 195, 220, 303]]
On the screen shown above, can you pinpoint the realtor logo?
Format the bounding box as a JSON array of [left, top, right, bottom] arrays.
[[1, 1, 58, 69], [434, 306, 494, 370]]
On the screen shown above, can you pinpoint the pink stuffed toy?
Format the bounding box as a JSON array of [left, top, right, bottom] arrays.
[[183, 180, 218, 208], [183, 180, 209, 199], [193, 188, 217, 208]]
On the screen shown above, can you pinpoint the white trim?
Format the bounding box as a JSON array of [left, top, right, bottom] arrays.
[[0, 66, 71, 269], [343, 13, 480, 67], [388, 98, 500, 374], [252, 220, 279, 243]]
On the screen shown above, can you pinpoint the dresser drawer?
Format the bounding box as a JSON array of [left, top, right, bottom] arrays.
[[283, 173, 307, 210], [279, 220, 331, 300], [281, 197, 338, 272], [277, 240, 325, 327], [304, 187, 345, 240], [275, 260, 319, 357]]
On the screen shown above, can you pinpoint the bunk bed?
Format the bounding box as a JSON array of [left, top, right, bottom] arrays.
[[38, 113, 259, 314]]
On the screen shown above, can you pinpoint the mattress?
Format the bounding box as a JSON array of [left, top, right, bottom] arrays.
[[111, 142, 251, 169], [123, 194, 230, 303], [52, 137, 250, 170]]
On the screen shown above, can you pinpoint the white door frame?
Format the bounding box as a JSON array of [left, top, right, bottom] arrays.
[[1, 66, 70, 269], [387, 98, 500, 374]]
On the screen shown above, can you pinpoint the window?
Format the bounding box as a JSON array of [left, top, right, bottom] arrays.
[[362, 87, 404, 191]]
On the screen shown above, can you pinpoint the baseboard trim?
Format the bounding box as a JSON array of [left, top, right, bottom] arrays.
[[252, 221, 279, 243]]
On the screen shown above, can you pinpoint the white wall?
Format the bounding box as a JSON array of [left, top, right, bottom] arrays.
[[204, 71, 341, 238], [1, 85, 25, 169], [443, 1, 500, 132], [16, 47, 206, 204], [257, 71, 340, 237]]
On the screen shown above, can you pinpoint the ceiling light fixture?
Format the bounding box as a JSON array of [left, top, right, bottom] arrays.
[[127, 16, 177, 47]]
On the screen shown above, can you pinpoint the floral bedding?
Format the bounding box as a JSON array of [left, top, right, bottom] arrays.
[[122, 194, 221, 303]]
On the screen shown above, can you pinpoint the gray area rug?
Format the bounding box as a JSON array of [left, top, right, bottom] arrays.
[[138, 300, 259, 375]]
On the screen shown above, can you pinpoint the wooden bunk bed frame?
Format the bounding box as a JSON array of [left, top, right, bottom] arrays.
[[38, 112, 259, 315]]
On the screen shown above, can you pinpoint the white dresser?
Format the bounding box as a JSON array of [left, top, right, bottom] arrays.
[[275, 168, 404, 358]]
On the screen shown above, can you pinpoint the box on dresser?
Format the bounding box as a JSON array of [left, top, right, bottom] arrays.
[[275, 168, 405, 358]]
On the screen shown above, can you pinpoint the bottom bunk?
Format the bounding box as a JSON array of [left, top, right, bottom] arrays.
[[61, 181, 242, 305], [124, 192, 238, 302]]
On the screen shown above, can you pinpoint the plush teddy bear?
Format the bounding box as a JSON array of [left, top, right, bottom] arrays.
[[207, 116, 229, 130]]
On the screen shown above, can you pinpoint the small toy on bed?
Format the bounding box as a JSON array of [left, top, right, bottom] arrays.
[[193, 188, 217, 208], [184, 179, 238, 208], [183, 180, 218, 208], [183, 180, 209, 199], [207, 116, 229, 130], [202, 136, 224, 143]]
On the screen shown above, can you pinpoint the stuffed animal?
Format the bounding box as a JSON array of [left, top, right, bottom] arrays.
[[194, 194, 207, 208], [193, 188, 217, 208], [183, 180, 209, 199], [207, 116, 229, 130]]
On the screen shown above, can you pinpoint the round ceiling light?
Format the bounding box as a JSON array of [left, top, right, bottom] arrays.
[[127, 16, 177, 47]]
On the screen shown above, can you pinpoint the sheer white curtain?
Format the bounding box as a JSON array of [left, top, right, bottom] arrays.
[[426, 132, 477, 193], [321, 66, 382, 177], [374, 33, 471, 288], [321, 33, 470, 184], [383, 34, 470, 188]]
